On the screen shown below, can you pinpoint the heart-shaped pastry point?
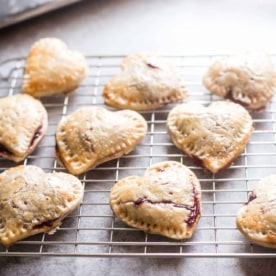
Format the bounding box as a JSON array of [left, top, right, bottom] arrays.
[[22, 37, 87, 97], [167, 101, 253, 173], [103, 52, 189, 110], [56, 106, 147, 175], [0, 165, 84, 247], [236, 175, 276, 248], [203, 51, 276, 110], [110, 161, 201, 240], [0, 94, 48, 162]]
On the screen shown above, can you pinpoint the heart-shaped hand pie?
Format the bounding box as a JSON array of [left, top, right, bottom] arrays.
[[236, 175, 276, 248], [203, 51, 276, 110], [110, 161, 201, 240], [0, 165, 84, 247], [167, 101, 253, 173], [22, 37, 87, 97], [56, 106, 147, 175], [0, 94, 48, 162], [103, 52, 189, 110]]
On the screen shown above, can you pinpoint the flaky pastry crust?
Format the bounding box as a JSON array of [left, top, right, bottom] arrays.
[[56, 106, 147, 175], [0, 165, 84, 247], [22, 37, 87, 97], [103, 52, 189, 110], [167, 101, 253, 173], [0, 94, 48, 162], [203, 51, 276, 110], [236, 175, 276, 248], [110, 161, 201, 240]]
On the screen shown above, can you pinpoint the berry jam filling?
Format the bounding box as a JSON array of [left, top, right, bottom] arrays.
[[225, 88, 251, 108], [29, 124, 43, 149], [246, 192, 257, 205], [135, 197, 147, 207], [134, 186, 200, 226], [33, 220, 54, 230], [190, 155, 204, 168], [0, 143, 12, 156], [185, 190, 200, 226], [146, 63, 160, 69]]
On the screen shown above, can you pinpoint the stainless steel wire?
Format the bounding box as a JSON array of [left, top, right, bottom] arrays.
[[0, 54, 276, 257]]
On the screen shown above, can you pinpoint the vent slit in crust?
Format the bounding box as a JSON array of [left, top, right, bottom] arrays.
[[29, 124, 43, 149]]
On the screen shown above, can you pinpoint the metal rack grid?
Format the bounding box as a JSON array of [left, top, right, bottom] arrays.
[[1, 54, 276, 258]]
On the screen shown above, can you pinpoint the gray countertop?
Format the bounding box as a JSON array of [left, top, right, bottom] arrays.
[[1, 0, 276, 275]]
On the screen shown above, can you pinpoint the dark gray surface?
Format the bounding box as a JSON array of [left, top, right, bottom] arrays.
[[1, 256, 276, 276], [1, 0, 276, 275]]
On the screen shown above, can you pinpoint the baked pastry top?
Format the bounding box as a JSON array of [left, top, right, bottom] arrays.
[[110, 161, 201, 240], [0, 94, 48, 162], [167, 101, 253, 173], [103, 52, 189, 110], [22, 37, 87, 97], [203, 51, 276, 110], [0, 165, 84, 247], [56, 106, 147, 175], [236, 175, 276, 248]]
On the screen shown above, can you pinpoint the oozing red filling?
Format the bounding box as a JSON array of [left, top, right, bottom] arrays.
[[146, 63, 160, 69], [0, 124, 43, 159], [33, 220, 54, 230], [246, 192, 257, 205], [185, 189, 200, 226], [134, 186, 201, 226]]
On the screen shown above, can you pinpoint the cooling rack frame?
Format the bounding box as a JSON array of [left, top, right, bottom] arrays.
[[1, 54, 276, 258]]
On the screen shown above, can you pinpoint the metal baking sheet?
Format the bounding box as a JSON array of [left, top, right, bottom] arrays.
[[0, 54, 276, 257]]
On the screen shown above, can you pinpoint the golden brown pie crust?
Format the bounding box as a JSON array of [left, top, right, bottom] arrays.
[[22, 37, 87, 97], [103, 52, 189, 110], [0, 94, 48, 162], [56, 106, 147, 175], [110, 161, 201, 240], [203, 51, 276, 110], [0, 165, 84, 247], [167, 101, 253, 173], [236, 175, 276, 248]]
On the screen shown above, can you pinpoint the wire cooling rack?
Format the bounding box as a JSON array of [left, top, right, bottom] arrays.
[[1, 54, 276, 258]]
